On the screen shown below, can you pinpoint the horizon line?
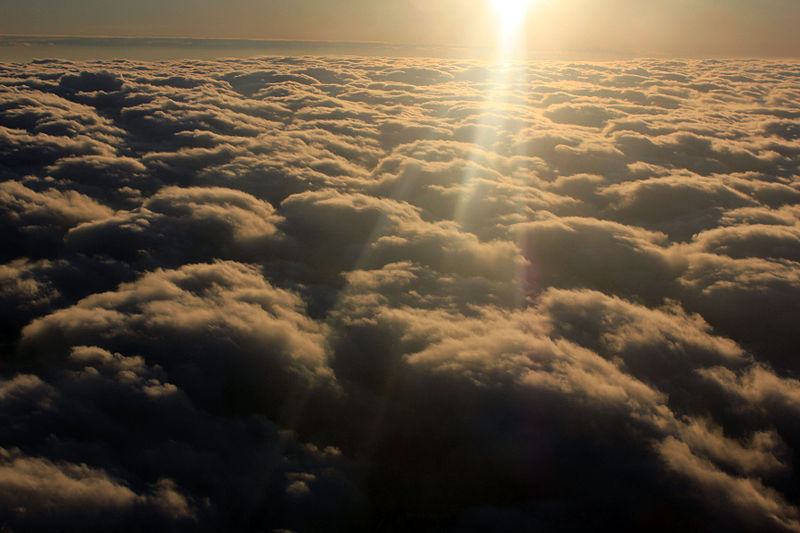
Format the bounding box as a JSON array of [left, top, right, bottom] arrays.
[[1, 35, 798, 62]]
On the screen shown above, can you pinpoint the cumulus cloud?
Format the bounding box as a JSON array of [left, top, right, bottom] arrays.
[[0, 447, 194, 525], [0, 56, 798, 532]]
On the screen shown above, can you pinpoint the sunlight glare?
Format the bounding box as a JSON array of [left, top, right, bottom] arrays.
[[491, 0, 532, 34]]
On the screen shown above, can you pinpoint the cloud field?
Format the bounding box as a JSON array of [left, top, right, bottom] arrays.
[[1, 56, 799, 532]]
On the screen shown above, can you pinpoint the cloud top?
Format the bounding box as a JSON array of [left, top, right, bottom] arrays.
[[0, 56, 799, 532]]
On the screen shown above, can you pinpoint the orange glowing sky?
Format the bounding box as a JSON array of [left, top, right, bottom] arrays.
[[1, 0, 799, 57]]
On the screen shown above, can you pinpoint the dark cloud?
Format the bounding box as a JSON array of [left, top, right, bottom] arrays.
[[545, 103, 622, 128], [515, 216, 681, 303], [59, 70, 125, 93], [1, 56, 799, 532]]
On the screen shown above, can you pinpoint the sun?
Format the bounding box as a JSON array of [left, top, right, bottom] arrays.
[[491, 0, 532, 33]]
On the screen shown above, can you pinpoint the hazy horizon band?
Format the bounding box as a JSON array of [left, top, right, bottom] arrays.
[[3, 35, 792, 63]]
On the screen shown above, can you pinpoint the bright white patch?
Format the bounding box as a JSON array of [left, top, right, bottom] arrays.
[[491, 0, 532, 34]]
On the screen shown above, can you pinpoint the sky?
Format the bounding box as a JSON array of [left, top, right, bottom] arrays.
[[1, 0, 800, 57]]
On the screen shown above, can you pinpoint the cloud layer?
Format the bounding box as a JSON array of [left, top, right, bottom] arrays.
[[1, 56, 799, 532]]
